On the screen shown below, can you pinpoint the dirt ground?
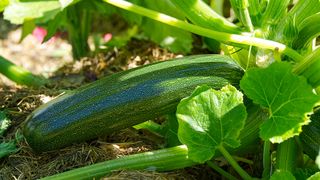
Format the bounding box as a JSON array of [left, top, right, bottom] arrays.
[[0, 17, 224, 179]]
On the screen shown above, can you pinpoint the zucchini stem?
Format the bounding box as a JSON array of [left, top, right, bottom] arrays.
[[276, 138, 297, 172], [262, 141, 271, 179], [40, 145, 195, 180], [218, 145, 253, 180], [0, 56, 48, 87], [102, 0, 302, 62], [206, 160, 238, 180]]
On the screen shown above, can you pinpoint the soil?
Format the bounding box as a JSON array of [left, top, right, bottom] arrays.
[[0, 19, 221, 179]]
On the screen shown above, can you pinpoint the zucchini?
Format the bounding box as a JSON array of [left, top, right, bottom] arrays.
[[299, 110, 320, 160], [23, 55, 244, 152]]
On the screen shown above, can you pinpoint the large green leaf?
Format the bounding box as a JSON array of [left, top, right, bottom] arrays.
[[4, 0, 61, 24], [240, 62, 319, 143], [176, 85, 247, 163]]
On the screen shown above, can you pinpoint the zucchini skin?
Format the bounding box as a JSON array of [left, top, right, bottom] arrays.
[[300, 110, 320, 160], [23, 55, 244, 152]]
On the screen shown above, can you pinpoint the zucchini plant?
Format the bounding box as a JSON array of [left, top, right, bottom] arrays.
[[18, 0, 320, 179], [0, 56, 47, 87]]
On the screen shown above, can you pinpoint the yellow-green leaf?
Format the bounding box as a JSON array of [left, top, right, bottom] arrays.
[[176, 85, 246, 163], [240, 62, 320, 143]]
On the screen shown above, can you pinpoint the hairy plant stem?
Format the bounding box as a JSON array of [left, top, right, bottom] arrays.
[[206, 161, 238, 180], [66, 5, 91, 60], [218, 146, 253, 180], [293, 48, 320, 87], [103, 0, 302, 62], [230, 0, 254, 32], [276, 138, 297, 172], [0, 56, 48, 87], [262, 141, 271, 179], [41, 145, 195, 180]]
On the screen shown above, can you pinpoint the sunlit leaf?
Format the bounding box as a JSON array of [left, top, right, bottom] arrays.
[[20, 19, 36, 42], [240, 62, 319, 143], [308, 172, 320, 180], [0, 0, 9, 12], [177, 85, 246, 163], [4, 0, 61, 24], [59, 0, 80, 9]]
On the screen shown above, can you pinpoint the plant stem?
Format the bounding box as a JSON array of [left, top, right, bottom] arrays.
[[0, 56, 47, 87], [233, 156, 253, 164], [276, 138, 297, 172], [230, 0, 254, 32], [292, 48, 320, 87], [66, 5, 91, 60], [170, 0, 241, 34], [241, 2, 254, 32], [206, 161, 238, 180], [41, 145, 195, 180], [218, 146, 253, 180], [262, 141, 271, 179], [103, 0, 302, 62]]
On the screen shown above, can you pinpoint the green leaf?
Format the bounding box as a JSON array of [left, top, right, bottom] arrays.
[[142, 20, 193, 53], [43, 11, 67, 42], [163, 114, 181, 147], [270, 170, 295, 180], [176, 85, 247, 163], [0, 111, 11, 136], [105, 26, 138, 48], [240, 62, 320, 143], [59, 0, 80, 9], [294, 168, 320, 180], [308, 172, 320, 180], [140, 0, 193, 53], [4, 0, 61, 24], [0, 0, 9, 12], [20, 19, 36, 42], [118, 0, 142, 25]]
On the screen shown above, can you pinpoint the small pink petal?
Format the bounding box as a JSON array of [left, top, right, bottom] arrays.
[[32, 27, 48, 43], [103, 33, 112, 42]]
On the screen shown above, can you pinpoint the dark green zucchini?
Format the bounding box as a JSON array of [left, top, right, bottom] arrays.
[[299, 110, 320, 160], [23, 55, 244, 152]]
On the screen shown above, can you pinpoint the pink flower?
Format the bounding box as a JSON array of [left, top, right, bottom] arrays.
[[32, 27, 47, 43], [32, 27, 59, 43], [103, 33, 112, 42]]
